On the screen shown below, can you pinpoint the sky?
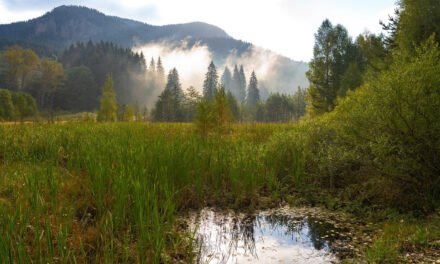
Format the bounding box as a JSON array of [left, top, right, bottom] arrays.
[[0, 0, 397, 61]]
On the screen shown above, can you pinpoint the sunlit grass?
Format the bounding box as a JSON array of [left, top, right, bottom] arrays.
[[0, 122, 294, 263]]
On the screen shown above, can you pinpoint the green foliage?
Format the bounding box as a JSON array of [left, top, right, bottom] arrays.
[[333, 37, 440, 211], [265, 130, 306, 186], [60, 41, 147, 106], [255, 88, 307, 123], [121, 105, 134, 122], [1, 45, 39, 91], [0, 123, 284, 262], [366, 218, 440, 263], [395, 0, 440, 55], [153, 68, 184, 122], [306, 20, 352, 115], [11, 91, 38, 121], [32, 58, 65, 110], [306, 21, 387, 116], [97, 75, 118, 122], [54, 66, 99, 111], [246, 71, 260, 107], [264, 93, 295, 122], [203, 61, 218, 100], [268, 36, 440, 213], [195, 87, 234, 136], [0, 89, 15, 121]]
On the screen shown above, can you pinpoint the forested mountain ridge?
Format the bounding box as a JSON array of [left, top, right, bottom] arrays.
[[0, 5, 231, 52]]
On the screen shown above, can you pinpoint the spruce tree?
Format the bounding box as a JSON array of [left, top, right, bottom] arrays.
[[238, 65, 247, 102], [156, 57, 166, 86], [153, 68, 183, 121], [165, 68, 183, 100], [221, 66, 233, 92], [232, 65, 242, 101], [203, 61, 218, 100], [97, 75, 118, 122], [246, 71, 260, 107]]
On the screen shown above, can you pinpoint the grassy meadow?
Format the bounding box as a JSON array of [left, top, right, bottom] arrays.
[[0, 123, 297, 263], [1, 117, 439, 263]]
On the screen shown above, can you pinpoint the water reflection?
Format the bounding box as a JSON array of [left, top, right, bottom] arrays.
[[190, 208, 351, 264]]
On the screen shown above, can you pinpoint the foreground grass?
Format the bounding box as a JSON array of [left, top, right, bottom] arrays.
[[0, 123, 438, 263], [0, 123, 290, 263]]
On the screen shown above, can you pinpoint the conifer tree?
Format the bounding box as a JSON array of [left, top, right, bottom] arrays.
[[238, 65, 247, 101], [221, 66, 233, 92], [156, 57, 166, 86], [203, 61, 218, 100], [97, 75, 118, 122], [232, 65, 241, 101], [153, 68, 183, 121], [246, 71, 260, 107], [165, 68, 183, 100]]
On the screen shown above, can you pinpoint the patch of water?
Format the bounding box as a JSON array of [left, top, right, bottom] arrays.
[[188, 207, 355, 264]]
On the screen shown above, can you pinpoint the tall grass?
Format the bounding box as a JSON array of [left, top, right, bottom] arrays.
[[0, 123, 293, 263]]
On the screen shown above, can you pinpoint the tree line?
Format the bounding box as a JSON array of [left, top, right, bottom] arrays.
[[0, 41, 306, 123], [152, 61, 306, 123]]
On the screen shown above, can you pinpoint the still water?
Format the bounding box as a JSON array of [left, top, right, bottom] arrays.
[[188, 207, 355, 264]]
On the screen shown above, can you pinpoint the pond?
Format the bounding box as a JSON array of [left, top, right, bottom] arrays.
[[186, 207, 364, 264]]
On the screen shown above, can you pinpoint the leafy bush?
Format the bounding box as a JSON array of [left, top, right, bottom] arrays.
[[195, 88, 233, 136]]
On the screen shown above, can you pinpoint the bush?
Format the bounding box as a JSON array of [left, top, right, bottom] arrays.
[[195, 88, 233, 136], [333, 37, 440, 212]]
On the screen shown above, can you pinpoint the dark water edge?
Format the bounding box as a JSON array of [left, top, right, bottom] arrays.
[[184, 206, 373, 264]]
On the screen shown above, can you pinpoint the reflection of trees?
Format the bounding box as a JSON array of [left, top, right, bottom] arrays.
[[195, 211, 344, 263], [195, 212, 258, 264]]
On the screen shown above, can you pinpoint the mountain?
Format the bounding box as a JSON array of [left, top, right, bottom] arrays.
[[0, 5, 308, 95], [0, 6, 234, 55]]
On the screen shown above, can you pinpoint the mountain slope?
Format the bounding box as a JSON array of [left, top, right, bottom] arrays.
[[0, 6, 231, 51], [0, 5, 308, 94]]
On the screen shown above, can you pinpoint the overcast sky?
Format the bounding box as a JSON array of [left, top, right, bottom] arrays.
[[0, 0, 397, 61]]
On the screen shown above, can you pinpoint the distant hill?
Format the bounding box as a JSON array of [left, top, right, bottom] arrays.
[[0, 5, 237, 56], [0, 5, 308, 95]]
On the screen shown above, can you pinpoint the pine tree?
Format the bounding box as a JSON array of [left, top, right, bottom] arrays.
[[246, 71, 260, 107], [221, 66, 233, 92], [165, 68, 183, 100], [238, 65, 247, 101], [97, 75, 118, 122], [232, 65, 241, 101], [203, 61, 218, 100], [153, 68, 183, 121], [156, 57, 166, 87]]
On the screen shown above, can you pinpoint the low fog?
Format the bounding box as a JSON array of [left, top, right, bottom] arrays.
[[134, 41, 308, 102]]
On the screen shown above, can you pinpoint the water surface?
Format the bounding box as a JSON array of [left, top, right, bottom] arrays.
[[188, 207, 355, 264]]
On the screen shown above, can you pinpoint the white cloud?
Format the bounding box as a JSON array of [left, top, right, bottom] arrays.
[[0, 2, 41, 24]]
